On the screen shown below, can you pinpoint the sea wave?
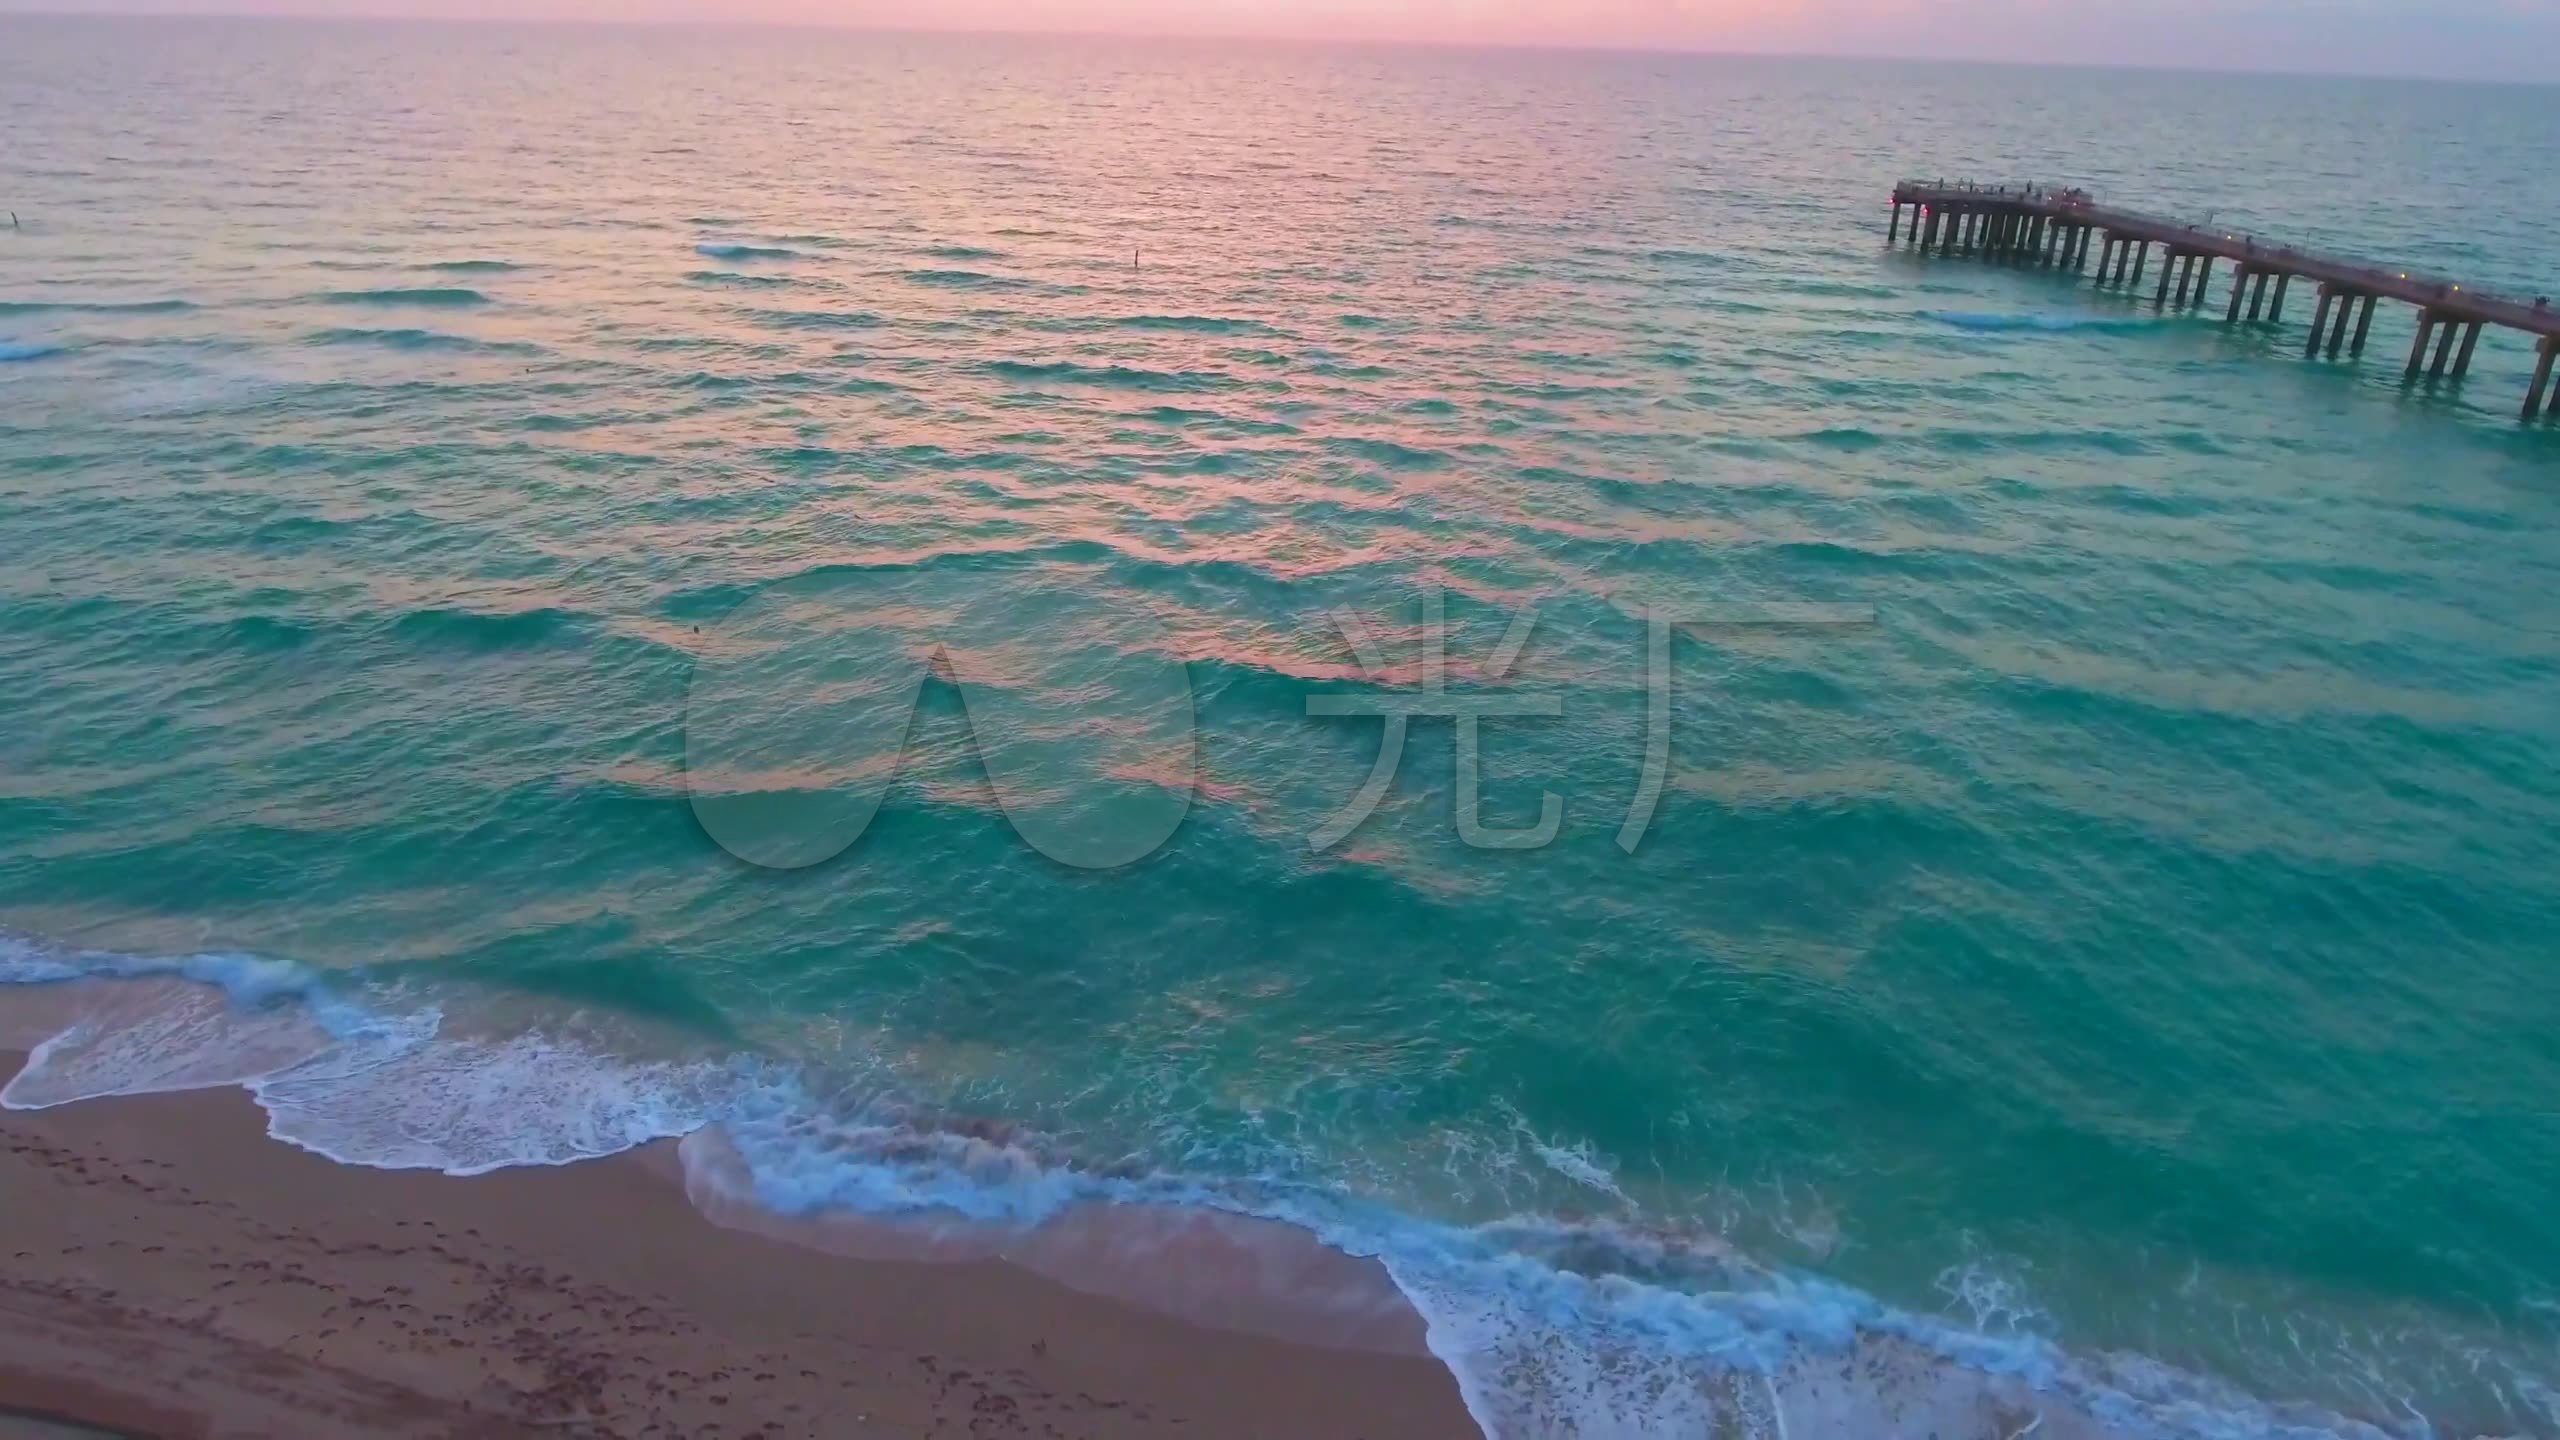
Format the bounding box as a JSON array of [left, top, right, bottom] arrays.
[[695, 243, 802, 261], [0, 298, 195, 315], [982, 358, 1241, 393], [1927, 311, 2155, 334], [739, 307, 884, 331], [0, 942, 713, 1175], [1113, 313, 1276, 335], [901, 268, 1028, 289], [303, 326, 535, 354], [387, 603, 588, 650], [0, 340, 65, 362], [683, 269, 794, 288], [315, 286, 493, 307], [0, 940, 2490, 1440]]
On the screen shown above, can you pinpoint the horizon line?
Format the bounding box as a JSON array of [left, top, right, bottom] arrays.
[[3, 7, 2555, 88]]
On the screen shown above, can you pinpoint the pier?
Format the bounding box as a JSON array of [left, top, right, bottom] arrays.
[[1887, 180, 2560, 423]]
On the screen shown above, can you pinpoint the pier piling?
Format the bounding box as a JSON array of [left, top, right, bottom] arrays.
[[2308, 286, 2335, 357], [2528, 339, 2556, 420], [2453, 322, 2482, 379], [2326, 295, 2354, 358], [2407, 312, 2438, 379], [2430, 318, 2460, 378], [2350, 295, 2376, 356]]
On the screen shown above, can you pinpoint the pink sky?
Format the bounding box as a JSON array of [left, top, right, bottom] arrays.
[[12, 0, 2560, 80]]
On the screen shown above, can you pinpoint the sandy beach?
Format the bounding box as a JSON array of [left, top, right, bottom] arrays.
[[0, 1052, 1479, 1439]]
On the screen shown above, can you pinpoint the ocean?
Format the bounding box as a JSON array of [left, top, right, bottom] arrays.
[[4, 16, 2560, 1436]]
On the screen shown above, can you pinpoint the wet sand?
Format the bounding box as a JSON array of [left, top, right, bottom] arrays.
[[0, 1054, 1479, 1439]]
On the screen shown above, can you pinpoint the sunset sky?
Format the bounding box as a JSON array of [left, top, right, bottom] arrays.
[[9, 0, 2559, 80]]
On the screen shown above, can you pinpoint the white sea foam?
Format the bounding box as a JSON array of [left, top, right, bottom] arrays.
[[256, 1028, 728, 1176], [1505, 1102, 1636, 1205], [0, 940, 2508, 1440], [0, 941, 725, 1175]]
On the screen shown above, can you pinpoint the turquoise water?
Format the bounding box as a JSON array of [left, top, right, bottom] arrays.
[[6, 17, 2560, 1436]]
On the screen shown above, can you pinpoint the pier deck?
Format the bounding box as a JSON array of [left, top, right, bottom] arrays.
[[1886, 180, 2560, 421]]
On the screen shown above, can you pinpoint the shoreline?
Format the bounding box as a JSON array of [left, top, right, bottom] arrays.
[[0, 969, 2527, 1440], [0, 1052, 1480, 1439]]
